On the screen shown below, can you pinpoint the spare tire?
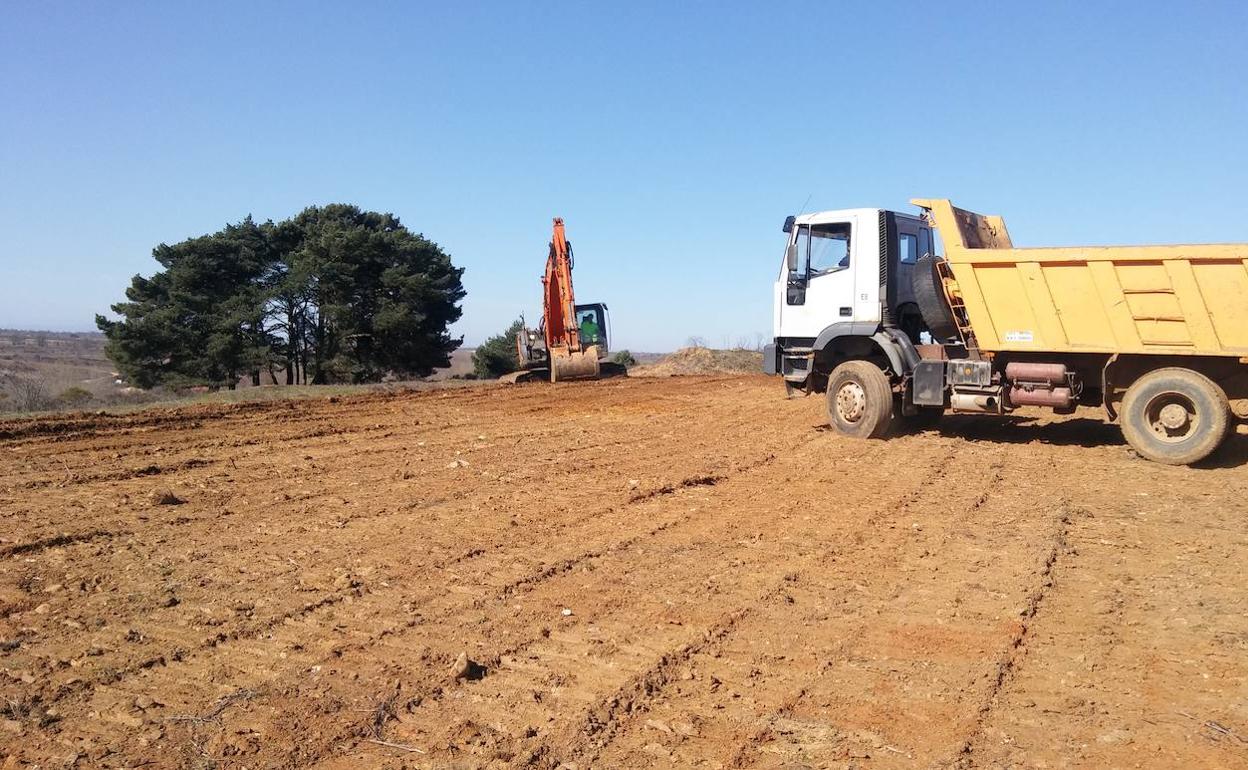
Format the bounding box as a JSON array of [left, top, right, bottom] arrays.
[[912, 253, 960, 342]]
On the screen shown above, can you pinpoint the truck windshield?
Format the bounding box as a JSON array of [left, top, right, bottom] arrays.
[[809, 223, 851, 274]]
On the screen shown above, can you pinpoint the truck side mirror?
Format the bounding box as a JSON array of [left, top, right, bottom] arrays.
[[785, 242, 798, 272]]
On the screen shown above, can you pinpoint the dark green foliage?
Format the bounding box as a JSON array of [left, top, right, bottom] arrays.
[[98, 217, 280, 389], [290, 205, 466, 383], [98, 207, 465, 388], [611, 349, 637, 367], [472, 319, 524, 379]]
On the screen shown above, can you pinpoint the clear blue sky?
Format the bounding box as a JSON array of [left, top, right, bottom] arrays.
[[2, 1, 1245, 351]]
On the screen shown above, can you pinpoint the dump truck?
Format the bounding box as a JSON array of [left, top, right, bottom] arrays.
[[509, 217, 621, 383], [764, 199, 1248, 465]]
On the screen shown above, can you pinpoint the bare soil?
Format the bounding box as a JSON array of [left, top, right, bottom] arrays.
[[1, 376, 1246, 769]]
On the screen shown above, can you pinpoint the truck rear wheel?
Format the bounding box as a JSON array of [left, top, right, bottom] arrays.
[[827, 361, 895, 439], [1120, 367, 1231, 465]]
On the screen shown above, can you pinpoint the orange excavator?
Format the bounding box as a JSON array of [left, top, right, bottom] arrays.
[[508, 217, 621, 383]]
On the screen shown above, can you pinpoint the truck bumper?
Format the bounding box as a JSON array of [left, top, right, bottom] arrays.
[[762, 343, 778, 375]]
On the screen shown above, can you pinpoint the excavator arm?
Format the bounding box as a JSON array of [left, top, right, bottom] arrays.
[[542, 218, 584, 357]]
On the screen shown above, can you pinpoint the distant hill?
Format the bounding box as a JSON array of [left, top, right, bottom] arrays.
[[0, 329, 115, 386]]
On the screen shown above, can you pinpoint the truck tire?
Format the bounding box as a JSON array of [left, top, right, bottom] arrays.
[[1119, 367, 1231, 465], [827, 361, 895, 439], [912, 254, 960, 342]]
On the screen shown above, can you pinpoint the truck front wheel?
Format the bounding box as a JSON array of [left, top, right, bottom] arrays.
[[827, 361, 895, 439], [1120, 367, 1231, 465]]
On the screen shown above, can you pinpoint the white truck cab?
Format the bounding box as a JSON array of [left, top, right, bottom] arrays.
[[765, 207, 935, 394]]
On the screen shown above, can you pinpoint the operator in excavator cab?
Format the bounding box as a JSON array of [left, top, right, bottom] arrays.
[[579, 311, 600, 346]]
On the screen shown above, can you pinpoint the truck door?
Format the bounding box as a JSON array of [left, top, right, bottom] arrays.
[[890, 214, 931, 342], [893, 219, 923, 308], [780, 217, 858, 338]]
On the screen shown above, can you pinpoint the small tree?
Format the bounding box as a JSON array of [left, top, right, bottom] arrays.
[[611, 350, 637, 367], [472, 319, 524, 379], [57, 386, 94, 407]]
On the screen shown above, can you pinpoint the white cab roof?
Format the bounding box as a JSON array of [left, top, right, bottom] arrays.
[[792, 208, 924, 226]]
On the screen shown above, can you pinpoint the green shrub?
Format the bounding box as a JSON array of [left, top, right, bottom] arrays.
[[611, 350, 638, 367], [472, 319, 524, 379], [57, 386, 94, 406]]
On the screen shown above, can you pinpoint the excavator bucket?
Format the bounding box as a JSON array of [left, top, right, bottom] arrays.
[[550, 346, 601, 382]]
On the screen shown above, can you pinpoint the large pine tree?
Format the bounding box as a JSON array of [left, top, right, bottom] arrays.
[[97, 207, 466, 388]]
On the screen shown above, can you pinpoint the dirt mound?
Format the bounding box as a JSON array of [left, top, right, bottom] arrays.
[[629, 347, 763, 377]]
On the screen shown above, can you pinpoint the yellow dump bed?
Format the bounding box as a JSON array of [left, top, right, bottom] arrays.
[[912, 199, 1248, 357]]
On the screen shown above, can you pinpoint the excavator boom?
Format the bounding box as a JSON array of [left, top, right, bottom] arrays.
[[543, 218, 583, 357]]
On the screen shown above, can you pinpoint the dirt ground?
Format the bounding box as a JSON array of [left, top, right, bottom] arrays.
[[2, 375, 1246, 769]]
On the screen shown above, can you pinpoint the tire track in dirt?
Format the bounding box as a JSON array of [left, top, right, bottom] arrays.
[[0, 530, 127, 560], [0, 421, 400, 493], [710, 451, 1083, 768], [7, 458, 216, 492], [576, 423, 1090, 768], [713, 456, 1010, 769], [0, 381, 752, 535], [20, 464, 755, 720], [150, 431, 870, 768], [949, 502, 1077, 768], [961, 448, 1248, 769], [568, 442, 985, 769], [312, 439, 955, 769], [135, 441, 799, 683], [4, 379, 748, 564], [3, 380, 809, 759]]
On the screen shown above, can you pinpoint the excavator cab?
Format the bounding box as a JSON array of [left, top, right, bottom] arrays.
[[574, 303, 610, 356]]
